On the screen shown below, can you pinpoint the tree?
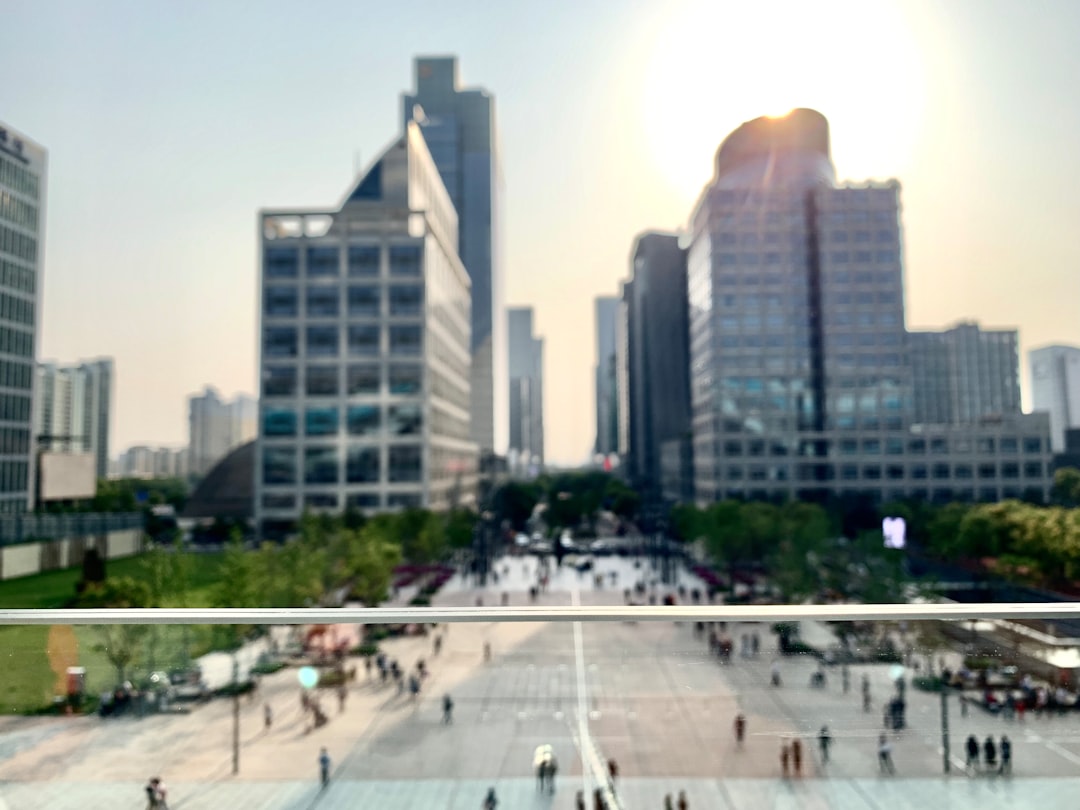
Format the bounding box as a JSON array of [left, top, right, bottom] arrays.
[[77, 576, 154, 685], [1052, 467, 1080, 507], [345, 524, 402, 606], [445, 508, 478, 550], [493, 481, 541, 530]]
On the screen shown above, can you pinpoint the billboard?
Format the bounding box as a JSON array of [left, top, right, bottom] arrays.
[[39, 453, 97, 501]]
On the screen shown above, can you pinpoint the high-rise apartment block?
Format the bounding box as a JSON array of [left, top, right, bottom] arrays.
[[35, 358, 113, 479], [618, 233, 692, 500], [1030, 345, 1080, 452], [256, 122, 476, 537], [188, 387, 255, 477], [403, 56, 506, 456], [909, 322, 1020, 425], [507, 307, 543, 475], [0, 123, 44, 513], [594, 296, 619, 459]]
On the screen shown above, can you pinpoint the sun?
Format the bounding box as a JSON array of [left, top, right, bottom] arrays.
[[638, 0, 929, 200]]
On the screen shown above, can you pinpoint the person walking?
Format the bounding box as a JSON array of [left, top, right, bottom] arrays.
[[677, 789, 689, 810], [862, 674, 872, 712], [965, 734, 980, 772], [878, 733, 895, 775], [318, 747, 331, 788], [264, 703, 273, 731], [443, 694, 454, 724], [999, 735, 1012, 774], [608, 757, 619, 785], [576, 790, 587, 810], [791, 738, 803, 776], [780, 742, 790, 777], [818, 725, 832, 764], [484, 642, 492, 662], [983, 736, 997, 771], [483, 786, 498, 810], [593, 788, 604, 810], [771, 660, 782, 687], [664, 794, 675, 810], [734, 713, 746, 746]]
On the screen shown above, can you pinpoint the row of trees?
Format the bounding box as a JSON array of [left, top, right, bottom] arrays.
[[493, 472, 640, 532]]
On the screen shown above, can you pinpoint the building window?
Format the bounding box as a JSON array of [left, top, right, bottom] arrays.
[[976, 437, 995, 454], [262, 493, 295, 510], [1000, 437, 1018, 453], [306, 326, 339, 357], [389, 245, 421, 276], [264, 327, 298, 358], [305, 407, 339, 436], [886, 438, 904, 455], [863, 466, 882, 480], [265, 247, 299, 279], [724, 441, 743, 457], [304, 446, 338, 484], [1024, 461, 1043, 478], [1001, 462, 1019, 479], [348, 245, 381, 276], [348, 325, 380, 356], [347, 493, 381, 509], [911, 465, 927, 480], [346, 447, 380, 484], [263, 447, 296, 484], [932, 463, 950, 480], [838, 439, 858, 456], [727, 466, 743, 480], [388, 493, 422, 508], [388, 445, 422, 482], [930, 438, 949, 454], [306, 285, 340, 317], [978, 463, 997, 479], [389, 325, 422, 355], [389, 364, 422, 395], [955, 465, 973, 479], [840, 465, 858, 481], [347, 364, 380, 395], [306, 365, 338, 396], [307, 246, 339, 277], [263, 366, 297, 397], [347, 405, 380, 436], [264, 285, 298, 317], [389, 285, 423, 317], [388, 404, 422, 436], [886, 465, 905, 480], [263, 408, 297, 437], [305, 493, 338, 509], [1024, 438, 1042, 454], [348, 285, 380, 317], [862, 439, 881, 455]]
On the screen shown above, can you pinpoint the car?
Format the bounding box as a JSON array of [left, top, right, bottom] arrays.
[[515, 533, 530, 547], [530, 541, 553, 554], [589, 540, 611, 555]]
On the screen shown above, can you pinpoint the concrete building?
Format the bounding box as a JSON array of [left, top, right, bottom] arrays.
[[1031, 345, 1080, 452], [621, 233, 692, 500], [507, 307, 543, 475], [909, 322, 1020, 425], [403, 56, 505, 456], [187, 388, 255, 478], [34, 358, 112, 480], [115, 445, 188, 479], [594, 296, 619, 459], [685, 109, 1054, 504], [0, 123, 44, 513], [257, 121, 477, 537]]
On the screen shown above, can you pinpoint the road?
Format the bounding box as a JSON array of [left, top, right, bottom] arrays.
[[0, 551, 1079, 809]]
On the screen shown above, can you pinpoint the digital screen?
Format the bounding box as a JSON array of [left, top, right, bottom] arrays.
[[883, 516, 906, 549]]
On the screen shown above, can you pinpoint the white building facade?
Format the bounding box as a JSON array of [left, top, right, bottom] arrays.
[[34, 358, 113, 480], [1030, 345, 1080, 452]]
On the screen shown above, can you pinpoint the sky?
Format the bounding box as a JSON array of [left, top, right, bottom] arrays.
[[3, 0, 1080, 465]]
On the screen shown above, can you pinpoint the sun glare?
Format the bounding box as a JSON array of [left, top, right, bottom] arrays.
[[639, 0, 928, 201]]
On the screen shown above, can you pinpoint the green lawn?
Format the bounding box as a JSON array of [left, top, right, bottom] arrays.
[[0, 552, 223, 713]]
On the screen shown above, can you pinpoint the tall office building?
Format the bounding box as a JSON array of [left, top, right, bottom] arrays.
[[909, 322, 1020, 425], [402, 56, 506, 456], [507, 307, 543, 475], [594, 296, 619, 458], [230, 394, 257, 448], [34, 358, 113, 479], [621, 233, 692, 499], [257, 121, 476, 536], [686, 110, 1052, 504], [1031, 345, 1080, 452], [188, 386, 233, 477], [0, 124, 44, 513]]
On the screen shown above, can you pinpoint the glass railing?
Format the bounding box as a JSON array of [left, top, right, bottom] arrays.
[[1, 554, 1077, 809]]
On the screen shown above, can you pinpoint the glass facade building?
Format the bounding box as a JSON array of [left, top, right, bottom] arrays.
[[507, 307, 543, 475], [403, 56, 506, 456], [256, 122, 476, 536], [0, 123, 43, 513], [1030, 344, 1080, 453], [594, 296, 619, 458]]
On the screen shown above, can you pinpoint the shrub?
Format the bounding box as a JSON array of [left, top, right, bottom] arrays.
[[409, 595, 431, 607], [352, 642, 379, 657], [250, 661, 286, 676]]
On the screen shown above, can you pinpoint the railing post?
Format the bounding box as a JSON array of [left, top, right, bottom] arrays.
[[941, 687, 950, 774]]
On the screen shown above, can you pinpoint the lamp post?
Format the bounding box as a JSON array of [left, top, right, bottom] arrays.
[[940, 687, 950, 774]]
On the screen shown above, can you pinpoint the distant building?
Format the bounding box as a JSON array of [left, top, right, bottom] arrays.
[[1031, 345, 1080, 452], [188, 387, 254, 477], [35, 358, 113, 480], [256, 120, 477, 537], [594, 296, 619, 459], [909, 322, 1020, 425], [507, 307, 543, 475], [0, 122, 44, 513], [403, 56, 506, 455], [116, 445, 187, 479]]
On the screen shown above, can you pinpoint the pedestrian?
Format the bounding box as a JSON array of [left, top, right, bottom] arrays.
[[791, 737, 803, 776], [484, 642, 492, 662], [983, 735, 997, 771], [862, 674, 871, 712], [965, 734, 979, 772], [999, 735, 1012, 774], [264, 702, 273, 731], [547, 754, 559, 793], [318, 747, 331, 788], [677, 789, 689, 810], [818, 725, 832, 764], [144, 777, 167, 809], [338, 684, 347, 713], [443, 694, 454, 724], [878, 733, 894, 774], [734, 713, 746, 745], [483, 786, 498, 810], [434, 634, 443, 655], [608, 757, 619, 784], [842, 665, 850, 694], [780, 742, 790, 776], [365, 656, 373, 680], [154, 778, 169, 809], [576, 790, 586, 810], [409, 674, 421, 700], [771, 660, 782, 687], [664, 794, 675, 810], [751, 633, 760, 656]]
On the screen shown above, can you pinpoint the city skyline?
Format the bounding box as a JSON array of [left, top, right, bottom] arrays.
[[4, 0, 1080, 464]]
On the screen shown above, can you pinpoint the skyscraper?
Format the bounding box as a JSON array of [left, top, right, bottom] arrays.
[[622, 232, 691, 499], [403, 56, 506, 456], [34, 358, 113, 480], [1030, 344, 1080, 452], [909, 322, 1021, 425], [594, 296, 619, 458], [256, 121, 476, 536], [507, 307, 543, 474], [0, 123, 44, 513]]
